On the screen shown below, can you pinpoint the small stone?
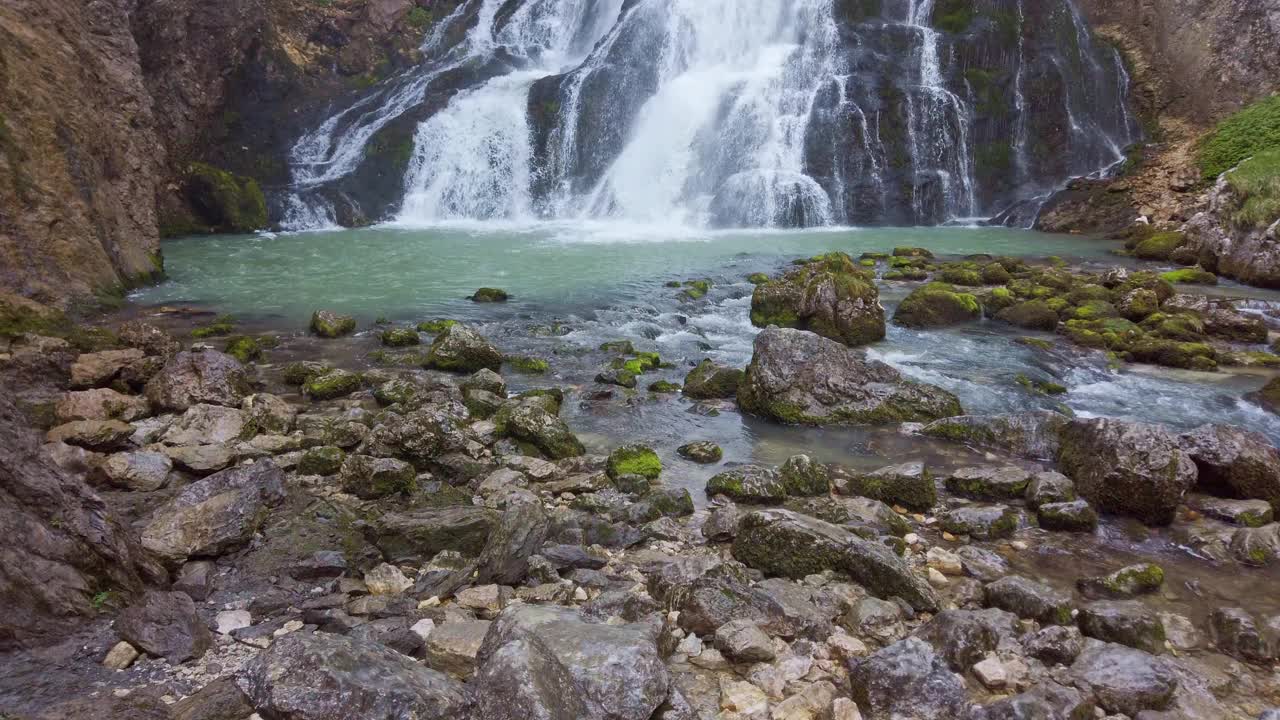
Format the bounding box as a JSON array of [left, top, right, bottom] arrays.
[[926, 547, 963, 575], [455, 584, 508, 618], [827, 632, 869, 662], [832, 698, 863, 720], [903, 532, 920, 545], [573, 586, 588, 601], [103, 641, 140, 670], [676, 633, 703, 656], [215, 610, 251, 635], [274, 619, 303, 637], [411, 618, 436, 642], [719, 678, 769, 715], [942, 531, 957, 541], [690, 646, 730, 670], [364, 563, 412, 596], [714, 619, 775, 663], [972, 654, 1009, 689], [927, 568, 949, 587]]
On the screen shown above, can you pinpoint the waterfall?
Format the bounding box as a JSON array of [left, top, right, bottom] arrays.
[[278, 0, 1139, 231]]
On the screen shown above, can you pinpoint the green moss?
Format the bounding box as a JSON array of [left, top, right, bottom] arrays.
[[416, 318, 458, 334], [224, 335, 263, 363], [184, 162, 267, 233], [648, 380, 681, 393], [310, 311, 357, 338], [1224, 147, 1280, 228], [298, 446, 345, 476], [599, 339, 636, 354], [471, 287, 509, 302], [506, 355, 549, 374], [1198, 94, 1280, 179], [893, 282, 982, 328], [304, 369, 363, 400], [381, 328, 421, 347], [1160, 268, 1218, 285], [1133, 231, 1186, 260], [747, 272, 770, 285], [937, 265, 984, 286], [405, 5, 432, 29], [191, 314, 236, 338], [606, 444, 662, 480], [682, 279, 713, 299], [282, 361, 329, 385], [932, 0, 975, 33]]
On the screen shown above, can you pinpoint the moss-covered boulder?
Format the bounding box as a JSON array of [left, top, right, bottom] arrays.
[[994, 300, 1059, 331], [470, 288, 509, 302], [339, 455, 416, 500], [224, 336, 263, 364], [380, 328, 420, 347], [678, 441, 722, 464], [1077, 563, 1165, 598], [606, 444, 661, 480], [505, 355, 549, 374], [1133, 231, 1186, 260], [682, 359, 744, 399], [282, 361, 330, 386], [297, 446, 346, 476], [981, 263, 1013, 285], [738, 327, 962, 425], [491, 396, 583, 459], [1127, 338, 1217, 370], [1161, 268, 1218, 285], [979, 287, 1018, 317], [845, 461, 936, 511], [938, 505, 1019, 539], [706, 465, 787, 503], [1256, 377, 1280, 414], [310, 311, 357, 338], [1117, 288, 1160, 321], [416, 319, 458, 334], [424, 324, 503, 373], [778, 455, 831, 497], [937, 265, 983, 287], [892, 283, 981, 329], [945, 466, 1031, 500], [750, 253, 886, 346], [648, 380, 681, 393], [731, 509, 938, 611], [303, 369, 362, 400], [1057, 418, 1197, 525], [1036, 500, 1098, 532], [183, 162, 267, 233]]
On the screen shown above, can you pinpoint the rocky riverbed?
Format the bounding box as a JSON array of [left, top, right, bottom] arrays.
[[2, 249, 1280, 720]]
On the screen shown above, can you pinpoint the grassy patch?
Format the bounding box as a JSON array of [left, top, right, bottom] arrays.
[[1224, 147, 1280, 228], [1198, 94, 1280, 179]]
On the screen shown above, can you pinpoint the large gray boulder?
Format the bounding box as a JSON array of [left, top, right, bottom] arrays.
[[367, 506, 499, 564], [425, 323, 503, 373], [1181, 424, 1280, 510], [238, 631, 471, 719], [471, 605, 668, 720], [145, 350, 250, 412], [849, 638, 971, 720], [732, 509, 937, 611], [913, 608, 1021, 671], [360, 406, 467, 469], [647, 559, 832, 639], [493, 396, 584, 460], [1070, 642, 1178, 716], [1056, 418, 1197, 525], [141, 460, 286, 564], [474, 500, 548, 585], [737, 327, 962, 425], [920, 411, 1070, 460], [116, 590, 212, 664]]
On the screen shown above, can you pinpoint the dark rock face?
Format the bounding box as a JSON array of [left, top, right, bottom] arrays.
[[1056, 418, 1197, 525], [971, 681, 1095, 720], [848, 638, 971, 720], [474, 500, 548, 586], [737, 327, 962, 426], [0, 387, 161, 649], [648, 560, 832, 640], [913, 608, 1021, 671], [367, 506, 499, 563], [1078, 600, 1166, 654], [238, 631, 472, 719], [983, 576, 1074, 625], [1180, 424, 1280, 510], [116, 590, 213, 664], [471, 605, 669, 720]]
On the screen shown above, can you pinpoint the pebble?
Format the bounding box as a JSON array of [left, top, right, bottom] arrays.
[[926, 546, 963, 575], [927, 567, 949, 587], [411, 618, 436, 642], [215, 609, 251, 635], [972, 655, 1009, 690], [942, 531, 958, 542], [573, 586, 588, 601], [419, 596, 442, 608], [903, 533, 920, 545], [1010, 540, 1029, 551], [102, 641, 139, 670]]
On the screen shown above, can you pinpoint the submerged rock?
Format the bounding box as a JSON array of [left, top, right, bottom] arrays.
[[1056, 418, 1197, 525], [893, 282, 982, 328], [493, 396, 584, 459], [309, 310, 357, 338], [677, 440, 722, 463], [938, 505, 1020, 539], [920, 411, 1068, 460], [843, 461, 936, 511], [681, 359, 743, 399], [732, 508, 937, 611], [750, 252, 886, 346], [737, 327, 962, 425]]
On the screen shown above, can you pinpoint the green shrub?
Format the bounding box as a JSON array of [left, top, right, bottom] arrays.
[[1224, 148, 1280, 228], [1198, 95, 1280, 179]]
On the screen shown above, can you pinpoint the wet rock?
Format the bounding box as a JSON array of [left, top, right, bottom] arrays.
[[296, 445, 345, 476], [70, 348, 146, 389], [650, 560, 830, 639], [844, 460, 936, 511], [921, 411, 1069, 460], [94, 450, 172, 491], [1194, 496, 1274, 526], [1209, 607, 1276, 662], [848, 637, 970, 720], [938, 505, 1020, 539], [995, 299, 1063, 330], [625, 488, 695, 524], [778, 454, 831, 496], [1025, 470, 1076, 508], [945, 465, 1031, 500], [1077, 563, 1165, 599], [737, 327, 962, 425], [425, 323, 503, 373], [678, 440, 722, 463], [1079, 600, 1166, 654], [117, 321, 181, 357], [309, 310, 357, 338], [1036, 499, 1098, 532], [1164, 294, 1269, 342], [46, 419, 133, 451], [1070, 642, 1178, 716], [55, 388, 150, 423], [955, 546, 1010, 582], [1022, 624, 1085, 666], [141, 460, 287, 564], [471, 605, 669, 720], [706, 464, 786, 503], [367, 506, 499, 563], [732, 509, 938, 611], [475, 499, 548, 585], [493, 396, 584, 459], [1230, 522, 1280, 565], [303, 368, 362, 400], [606, 443, 661, 480], [984, 576, 1073, 625], [338, 454, 416, 499], [462, 368, 507, 396], [893, 282, 982, 329], [423, 619, 491, 678], [145, 350, 249, 412], [681, 360, 743, 400], [238, 631, 470, 719], [1180, 423, 1280, 510], [1057, 418, 1197, 525], [117, 590, 212, 664], [161, 403, 247, 446], [913, 608, 1020, 671], [714, 619, 775, 663], [970, 681, 1095, 720], [750, 252, 886, 346], [702, 502, 739, 542]]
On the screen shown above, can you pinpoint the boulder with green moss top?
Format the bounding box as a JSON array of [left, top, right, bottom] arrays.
[[738, 327, 962, 425], [936, 265, 983, 287], [705, 465, 786, 503], [1140, 312, 1205, 341], [1133, 231, 1186, 260], [282, 361, 331, 386], [883, 267, 930, 281], [381, 328, 420, 347], [1229, 523, 1280, 566], [981, 263, 1012, 285], [647, 380, 681, 393], [416, 319, 458, 335], [506, 355, 549, 374], [492, 396, 583, 460], [979, 287, 1018, 317], [607, 444, 661, 480], [749, 252, 885, 346], [191, 314, 236, 339], [893, 283, 981, 329], [184, 163, 267, 233], [1161, 268, 1218, 285], [224, 336, 263, 363], [747, 272, 770, 285], [339, 455, 416, 499], [461, 368, 506, 396], [995, 300, 1059, 331], [945, 466, 1032, 501], [678, 441, 722, 464], [1037, 500, 1098, 532], [983, 576, 1074, 626], [1062, 317, 1144, 352], [1117, 288, 1160, 321], [1180, 424, 1280, 510], [1127, 338, 1217, 370], [939, 505, 1019, 539], [595, 367, 637, 388], [1078, 563, 1165, 599], [682, 359, 744, 399], [1057, 418, 1197, 525], [1254, 377, 1280, 414], [845, 461, 935, 511], [1078, 601, 1167, 654], [731, 508, 938, 611], [310, 311, 357, 338], [304, 369, 362, 400], [470, 288, 509, 303], [681, 279, 712, 299], [298, 446, 346, 476], [778, 455, 830, 496], [1066, 300, 1119, 321], [424, 324, 503, 373], [893, 247, 934, 258], [599, 339, 636, 354], [921, 411, 1069, 460], [1163, 294, 1268, 342]]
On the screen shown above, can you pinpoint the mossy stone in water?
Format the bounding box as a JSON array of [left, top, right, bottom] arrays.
[[184, 162, 268, 233], [846, 461, 936, 511], [683, 359, 744, 399], [1127, 338, 1217, 370], [379, 328, 420, 347], [893, 282, 981, 329], [191, 314, 236, 339], [304, 369, 362, 400], [1134, 231, 1186, 260], [599, 339, 636, 354], [424, 324, 503, 373], [1258, 377, 1280, 414], [938, 505, 1020, 539], [471, 287, 509, 302], [298, 445, 346, 476], [706, 466, 787, 503], [937, 265, 983, 287], [506, 355, 549, 374], [682, 279, 712, 299], [995, 300, 1059, 331], [778, 454, 831, 496], [1160, 268, 1218, 285], [310, 310, 357, 338], [678, 441, 722, 463], [606, 444, 661, 480], [747, 272, 770, 285], [981, 263, 1013, 285], [1077, 563, 1165, 598], [282, 361, 330, 386], [224, 336, 263, 363], [416, 319, 458, 334], [750, 252, 885, 346], [648, 380, 681, 393], [1036, 500, 1098, 532]]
